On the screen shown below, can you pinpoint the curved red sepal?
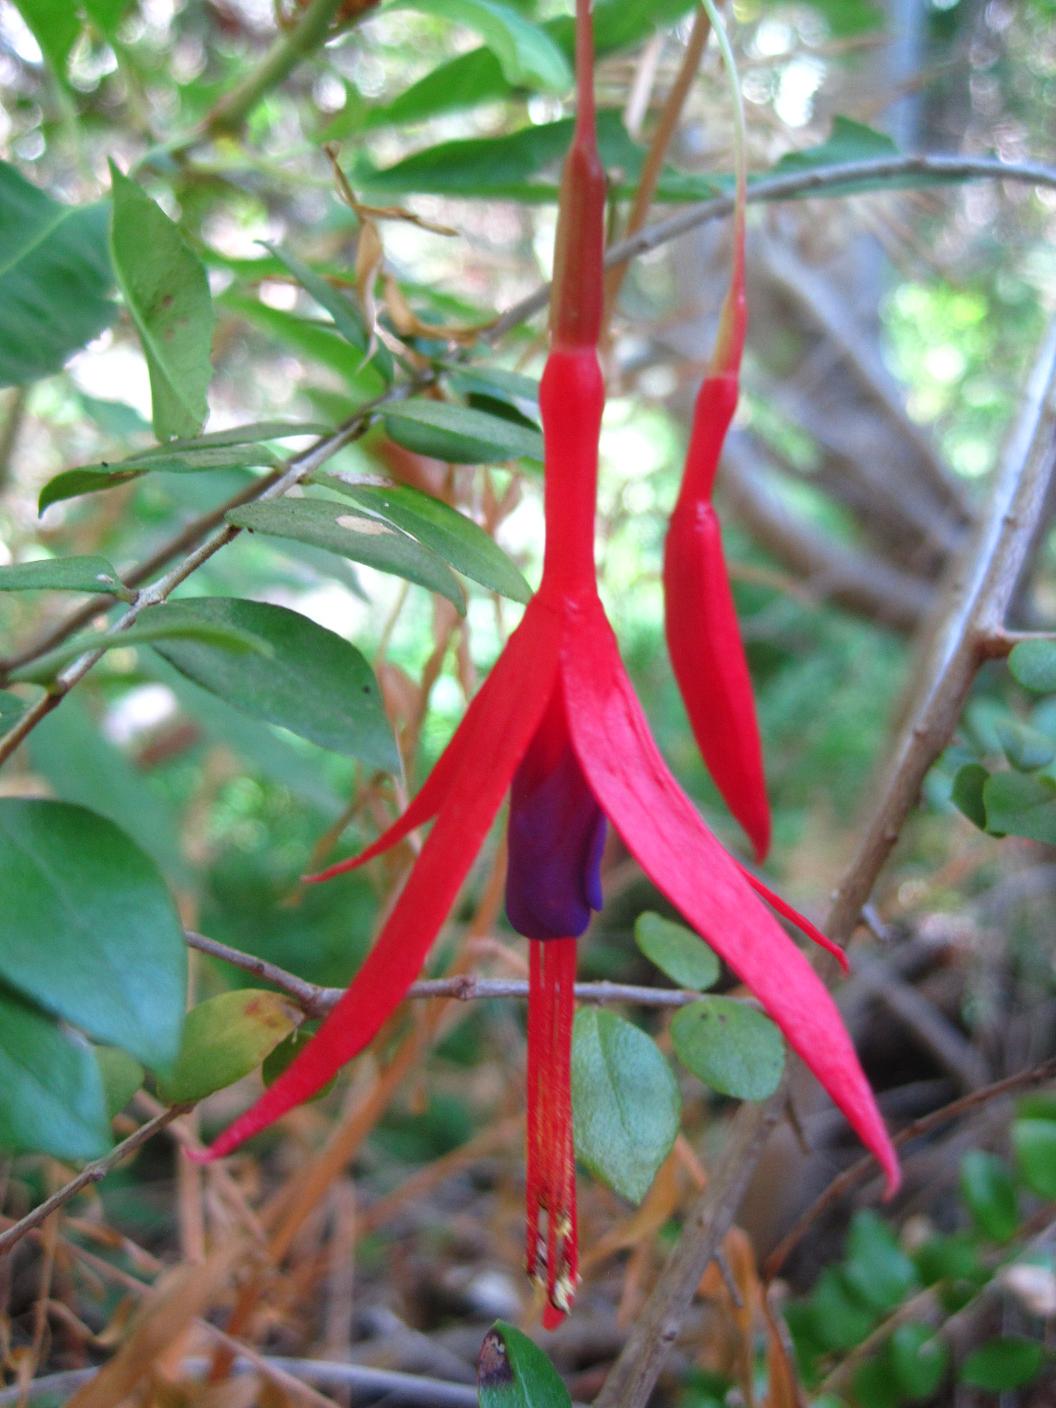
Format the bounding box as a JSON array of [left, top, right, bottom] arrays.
[[561, 597, 899, 1195], [307, 602, 551, 884], [192, 603, 563, 1162], [740, 868, 849, 974], [664, 494, 770, 861]]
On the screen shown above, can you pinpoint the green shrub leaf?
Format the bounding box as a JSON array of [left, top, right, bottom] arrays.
[[959, 1150, 1019, 1241], [477, 1320, 572, 1406], [383, 399, 543, 464], [634, 911, 720, 990], [1009, 638, 1056, 694], [158, 990, 297, 1104], [670, 996, 785, 1100], [960, 1337, 1045, 1391]]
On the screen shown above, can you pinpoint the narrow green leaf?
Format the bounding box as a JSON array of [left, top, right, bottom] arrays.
[[0, 988, 111, 1160], [670, 996, 785, 1100], [959, 1151, 1019, 1241], [1013, 1118, 1056, 1199], [571, 1009, 680, 1204], [0, 160, 114, 386], [317, 478, 531, 602], [477, 1321, 572, 1407], [446, 366, 540, 417], [951, 762, 989, 829], [226, 497, 466, 612], [634, 911, 720, 991], [95, 1047, 145, 1118], [0, 799, 186, 1071], [108, 163, 215, 440], [392, 0, 571, 94], [158, 990, 297, 1103], [152, 597, 398, 771], [960, 1338, 1045, 1391], [995, 718, 1055, 772], [983, 771, 1056, 844], [8, 602, 272, 684], [0, 555, 130, 598], [262, 242, 367, 349], [383, 399, 543, 464], [1009, 638, 1056, 694], [218, 289, 389, 392]]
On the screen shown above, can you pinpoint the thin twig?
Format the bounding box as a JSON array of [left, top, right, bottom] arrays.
[[593, 320, 1056, 1408], [763, 1055, 1056, 1281], [491, 152, 1056, 341], [184, 927, 732, 1012], [0, 1106, 189, 1258]]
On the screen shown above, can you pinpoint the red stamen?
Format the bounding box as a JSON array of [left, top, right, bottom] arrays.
[[526, 936, 579, 1327]]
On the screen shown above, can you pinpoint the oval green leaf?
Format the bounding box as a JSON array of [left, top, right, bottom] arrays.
[[226, 497, 466, 611], [1009, 638, 1056, 695], [318, 478, 531, 602], [393, 0, 571, 94], [995, 718, 1055, 772], [890, 1324, 948, 1399], [0, 160, 114, 387], [158, 990, 297, 1104], [983, 772, 1056, 844], [960, 1337, 1045, 1391], [951, 762, 988, 829], [95, 1046, 145, 1119], [1012, 1118, 1056, 1199], [478, 1321, 572, 1408], [959, 1150, 1019, 1241], [670, 996, 785, 1101], [109, 162, 215, 440], [0, 799, 186, 1072], [634, 911, 720, 991], [151, 597, 398, 771], [571, 1008, 680, 1205], [0, 988, 111, 1160], [383, 398, 542, 464]]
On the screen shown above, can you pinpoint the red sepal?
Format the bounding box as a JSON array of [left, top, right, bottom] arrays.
[[561, 596, 899, 1195]]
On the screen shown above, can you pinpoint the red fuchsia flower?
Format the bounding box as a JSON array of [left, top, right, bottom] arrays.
[[662, 2, 771, 861], [193, 0, 899, 1326]]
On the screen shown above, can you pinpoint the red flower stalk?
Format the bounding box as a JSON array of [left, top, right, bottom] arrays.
[[662, 2, 771, 860], [192, 0, 898, 1325]]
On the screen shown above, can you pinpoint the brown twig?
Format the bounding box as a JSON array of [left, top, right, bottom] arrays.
[[763, 1055, 1056, 1281], [0, 1106, 189, 1258]]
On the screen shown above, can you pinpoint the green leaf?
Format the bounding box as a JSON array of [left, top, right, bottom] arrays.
[[0, 799, 186, 1071], [843, 1211, 919, 1312], [809, 1267, 876, 1351], [9, 602, 273, 684], [95, 1046, 145, 1118], [951, 762, 989, 829], [0, 160, 114, 386], [317, 478, 531, 602], [1013, 1118, 1056, 1199], [218, 289, 388, 393], [152, 597, 398, 771], [0, 692, 25, 729], [446, 366, 540, 418], [983, 771, 1056, 844], [571, 1008, 680, 1204], [959, 1150, 1019, 1241], [0, 988, 111, 1160], [0, 555, 130, 598], [771, 117, 903, 197], [9, 0, 80, 81], [960, 1337, 1046, 1391], [262, 1027, 337, 1100], [82, 0, 133, 40], [889, 1324, 948, 1400], [157, 990, 297, 1103], [851, 1357, 900, 1408], [108, 163, 215, 440], [383, 399, 542, 464], [225, 497, 466, 612], [1009, 638, 1056, 694], [39, 423, 323, 512], [995, 717, 1055, 772], [634, 912, 720, 990], [261, 242, 368, 350], [391, 0, 571, 94], [670, 997, 785, 1101], [477, 1321, 572, 1407]]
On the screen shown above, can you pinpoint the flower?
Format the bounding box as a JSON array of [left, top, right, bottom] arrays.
[[192, 0, 899, 1326]]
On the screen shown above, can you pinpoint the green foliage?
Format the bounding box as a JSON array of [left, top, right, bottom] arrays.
[[0, 554, 130, 597], [571, 1008, 680, 1203], [960, 1150, 1019, 1240], [670, 997, 785, 1101], [0, 160, 114, 386], [158, 990, 297, 1103], [634, 911, 721, 991], [477, 1321, 572, 1407], [960, 1337, 1047, 1390], [382, 398, 543, 464], [392, 1, 571, 96]]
